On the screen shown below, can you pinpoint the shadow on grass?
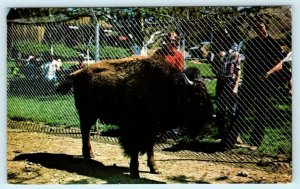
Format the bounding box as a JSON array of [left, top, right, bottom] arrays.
[[13, 153, 165, 184]]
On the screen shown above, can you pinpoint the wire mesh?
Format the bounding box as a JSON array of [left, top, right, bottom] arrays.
[[7, 11, 292, 163]]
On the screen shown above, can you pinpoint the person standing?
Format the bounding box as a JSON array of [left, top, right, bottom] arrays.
[[208, 28, 242, 148], [217, 50, 242, 147], [237, 16, 284, 150], [202, 28, 242, 147], [153, 32, 184, 72], [41, 53, 57, 82]]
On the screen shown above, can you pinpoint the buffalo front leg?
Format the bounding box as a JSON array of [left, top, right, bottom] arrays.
[[147, 146, 160, 174], [129, 151, 140, 178], [80, 116, 95, 159]]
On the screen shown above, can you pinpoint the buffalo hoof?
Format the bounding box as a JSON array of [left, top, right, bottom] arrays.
[[83, 150, 95, 159], [150, 168, 161, 174], [130, 171, 140, 179], [83, 153, 94, 160]]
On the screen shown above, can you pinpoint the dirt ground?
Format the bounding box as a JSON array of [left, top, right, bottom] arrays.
[[7, 128, 292, 184]]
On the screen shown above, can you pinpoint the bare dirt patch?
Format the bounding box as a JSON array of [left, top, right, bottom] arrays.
[[7, 128, 291, 184]]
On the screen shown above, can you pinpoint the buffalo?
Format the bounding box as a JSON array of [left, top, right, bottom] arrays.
[[58, 56, 213, 178]]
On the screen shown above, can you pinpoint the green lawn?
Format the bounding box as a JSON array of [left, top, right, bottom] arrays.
[[7, 95, 79, 126], [185, 61, 216, 78], [258, 128, 292, 156]]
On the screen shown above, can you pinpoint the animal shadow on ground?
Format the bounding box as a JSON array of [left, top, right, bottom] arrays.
[[162, 140, 224, 154], [13, 153, 165, 184]]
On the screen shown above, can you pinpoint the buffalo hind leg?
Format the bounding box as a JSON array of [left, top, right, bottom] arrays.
[[80, 116, 96, 159], [129, 151, 140, 178], [147, 146, 160, 174]]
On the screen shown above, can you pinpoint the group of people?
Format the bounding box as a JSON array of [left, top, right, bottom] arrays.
[[157, 16, 291, 151], [14, 53, 86, 85]]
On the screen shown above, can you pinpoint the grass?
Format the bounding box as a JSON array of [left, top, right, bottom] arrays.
[[185, 61, 216, 78], [7, 95, 79, 126], [259, 128, 292, 156], [7, 94, 119, 132], [14, 41, 131, 60]]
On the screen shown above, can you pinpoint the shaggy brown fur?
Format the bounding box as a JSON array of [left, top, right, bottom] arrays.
[[58, 56, 213, 178]]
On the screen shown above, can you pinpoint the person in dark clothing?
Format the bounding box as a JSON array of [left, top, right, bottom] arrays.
[[207, 28, 242, 147], [233, 16, 284, 150]]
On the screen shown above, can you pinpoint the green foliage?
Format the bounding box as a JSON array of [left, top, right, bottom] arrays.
[[8, 7, 273, 25]]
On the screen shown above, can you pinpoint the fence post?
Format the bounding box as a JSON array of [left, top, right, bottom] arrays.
[[90, 8, 100, 62], [177, 21, 186, 70], [95, 23, 100, 62], [51, 45, 54, 56], [182, 32, 186, 70]]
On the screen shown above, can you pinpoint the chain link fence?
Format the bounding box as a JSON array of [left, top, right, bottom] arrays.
[[7, 10, 292, 163]]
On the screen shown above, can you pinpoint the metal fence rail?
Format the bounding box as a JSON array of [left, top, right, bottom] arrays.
[[7, 11, 292, 162]]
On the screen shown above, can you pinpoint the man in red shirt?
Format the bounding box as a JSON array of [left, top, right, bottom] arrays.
[[153, 32, 184, 72]]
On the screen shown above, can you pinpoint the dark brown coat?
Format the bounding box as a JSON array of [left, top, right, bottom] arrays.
[[59, 56, 213, 178]]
